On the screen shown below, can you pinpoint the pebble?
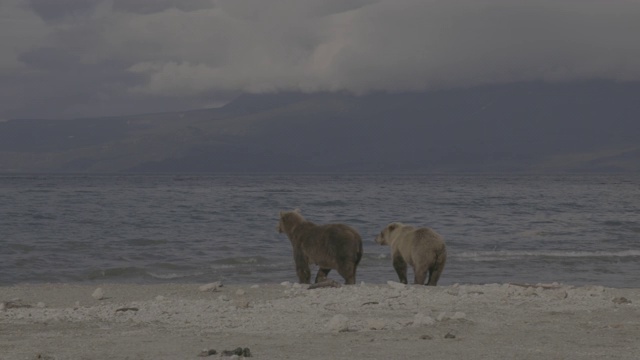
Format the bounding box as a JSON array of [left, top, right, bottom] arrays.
[[199, 282, 222, 292], [444, 331, 457, 339], [367, 318, 386, 330], [612, 297, 632, 304], [413, 313, 436, 326], [250, 285, 260, 289], [221, 347, 251, 357], [155, 295, 165, 301], [387, 281, 406, 290], [91, 288, 105, 300], [451, 312, 466, 320], [234, 299, 250, 309], [198, 349, 217, 357], [280, 281, 292, 287], [37, 302, 46, 308], [326, 314, 350, 332], [236, 289, 246, 296], [436, 312, 449, 322]]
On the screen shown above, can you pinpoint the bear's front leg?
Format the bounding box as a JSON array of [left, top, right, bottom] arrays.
[[392, 253, 408, 284], [294, 251, 311, 284]]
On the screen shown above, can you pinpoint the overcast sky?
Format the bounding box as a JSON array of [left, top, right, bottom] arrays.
[[1, 0, 639, 120]]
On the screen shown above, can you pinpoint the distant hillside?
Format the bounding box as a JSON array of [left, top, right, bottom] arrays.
[[1, 81, 639, 173]]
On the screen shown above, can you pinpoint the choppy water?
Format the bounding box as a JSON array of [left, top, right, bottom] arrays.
[[1, 174, 639, 287]]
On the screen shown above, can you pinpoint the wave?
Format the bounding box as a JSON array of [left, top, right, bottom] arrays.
[[210, 256, 273, 266], [87, 266, 149, 280], [456, 250, 640, 261], [147, 271, 204, 280]]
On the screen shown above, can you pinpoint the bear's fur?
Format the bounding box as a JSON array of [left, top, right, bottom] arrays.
[[375, 222, 447, 286], [278, 209, 363, 284]]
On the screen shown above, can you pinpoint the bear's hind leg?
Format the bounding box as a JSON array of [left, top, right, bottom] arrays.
[[337, 264, 356, 284], [426, 250, 447, 286], [413, 264, 428, 285], [315, 268, 331, 283], [426, 263, 444, 286], [392, 253, 408, 284]]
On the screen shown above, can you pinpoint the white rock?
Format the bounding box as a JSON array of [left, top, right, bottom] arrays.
[[451, 312, 466, 320], [280, 281, 292, 287], [413, 313, 436, 326], [0, 302, 5, 311], [236, 289, 246, 296], [155, 295, 165, 301], [218, 295, 230, 302], [387, 281, 406, 290], [92, 287, 105, 300], [436, 312, 450, 322], [446, 288, 460, 296], [198, 281, 222, 292], [250, 284, 260, 289], [36, 302, 46, 308], [326, 314, 350, 332], [367, 318, 386, 330]]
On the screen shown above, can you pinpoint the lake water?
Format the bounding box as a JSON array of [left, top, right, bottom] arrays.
[[1, 173, 639, 287]]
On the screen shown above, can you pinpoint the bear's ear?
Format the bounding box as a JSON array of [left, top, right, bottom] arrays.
[[388, 223, 397, 231], [294, 208, 301, 214]]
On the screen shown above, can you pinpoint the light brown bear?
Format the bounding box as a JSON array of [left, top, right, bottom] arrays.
[[278, 209, 363, 284], [375, 222, 447, 286]]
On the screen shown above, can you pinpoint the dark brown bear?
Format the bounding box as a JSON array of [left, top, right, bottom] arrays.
[[278, 209, 363, 284]]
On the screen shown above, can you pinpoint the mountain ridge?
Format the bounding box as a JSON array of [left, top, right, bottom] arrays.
[[1, 82, 638, 173]]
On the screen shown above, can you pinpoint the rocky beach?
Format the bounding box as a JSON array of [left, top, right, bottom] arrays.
[[1, 281, 638, 359]]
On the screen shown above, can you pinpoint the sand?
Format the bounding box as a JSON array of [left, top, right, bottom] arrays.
[[1, 281, 638, 360]]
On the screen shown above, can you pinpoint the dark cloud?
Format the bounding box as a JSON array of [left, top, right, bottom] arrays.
[[111, 0, 213, 15], [28, 0, 98, 21], [1, 0, 639, 119]]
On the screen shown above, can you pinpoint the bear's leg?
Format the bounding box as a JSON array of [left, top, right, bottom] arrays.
[[315, 268, 331, 283], [337, 263, 357, 285], [426, 250, 446, 286], [413, 264, 428, 285], [426, 262, 445, 286], [294, 252, 311, 284], [392, 253, 408, 284]]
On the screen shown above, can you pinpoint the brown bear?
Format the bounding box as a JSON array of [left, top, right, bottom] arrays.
[[375, 222, 447, 286], [277, 209, 363, 284]]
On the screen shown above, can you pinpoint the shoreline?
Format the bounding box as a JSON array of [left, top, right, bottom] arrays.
[[2, 282, 639, 359]]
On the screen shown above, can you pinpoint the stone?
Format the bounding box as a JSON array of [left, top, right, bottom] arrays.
[[198, 349, 217, 357], [387, 281, 406, 290], [612, 297, 632, 304], [451, 312, 466, 320], [199, 282, 222, 292], [91, 287, 105, 300], [367, 318, 386, 330], [326, 314, 350, 332], [413, 313, 436, 326]]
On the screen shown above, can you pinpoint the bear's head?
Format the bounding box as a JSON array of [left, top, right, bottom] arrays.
[[375, 222, 401, 245], [277, 209, 304, 234]]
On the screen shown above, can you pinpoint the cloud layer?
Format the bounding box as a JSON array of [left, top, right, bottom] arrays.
[[2, 0, 640, 119]]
